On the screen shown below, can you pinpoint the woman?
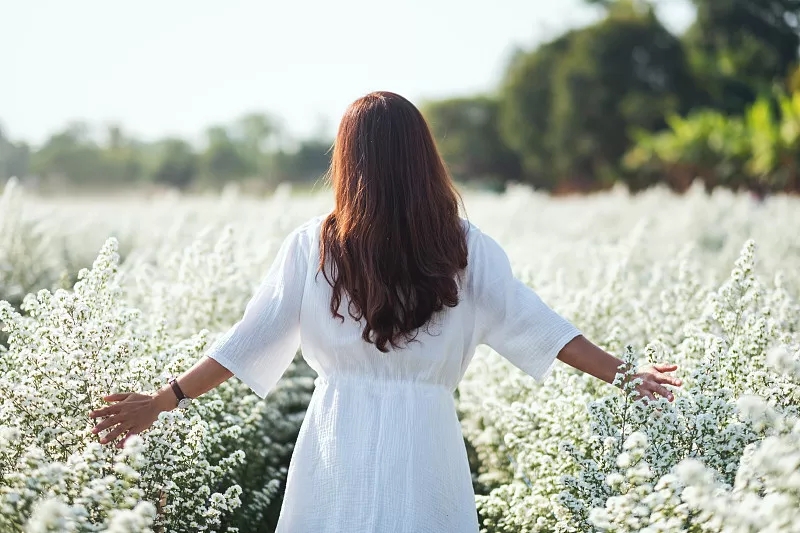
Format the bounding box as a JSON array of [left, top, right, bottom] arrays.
[[89, 91, 682, 532]]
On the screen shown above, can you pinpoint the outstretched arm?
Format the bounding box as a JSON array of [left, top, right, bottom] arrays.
[[556, 335, 682, 402], [89, 225, 310, 448], [152, 357, 233, 411], [89, 357, 234, 447], [470, 226, 683, 401]]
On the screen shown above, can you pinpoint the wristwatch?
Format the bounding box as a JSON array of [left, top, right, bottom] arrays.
[[168, 376, 193, 409]]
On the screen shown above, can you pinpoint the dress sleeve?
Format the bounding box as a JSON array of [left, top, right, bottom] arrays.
[[471, 227, 581, 382], [205, 227, 307, 399]]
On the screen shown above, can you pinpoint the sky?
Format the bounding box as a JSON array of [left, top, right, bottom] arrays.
[[1, 0, 695, 147]]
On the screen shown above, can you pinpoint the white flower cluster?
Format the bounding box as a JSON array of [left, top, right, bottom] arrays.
[[1, 180, 798, 532], [0, 239, 248, 531], [458, 187, 800, 532], [0, 178, 74, 311], [0, 185, 332, 531]]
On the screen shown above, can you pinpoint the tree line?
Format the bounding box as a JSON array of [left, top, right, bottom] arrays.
[[1, 0, 799, 194], [0, 113, 332, 194]]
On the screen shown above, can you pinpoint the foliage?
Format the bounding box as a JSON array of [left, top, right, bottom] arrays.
[[499, 2, 699, 191], [0, 240, 248, 532], [590, 351, 800, 532], [270, 139, 332, 186], [151, 139, 199, 191], [4, 0, 800, 194], [0, 127, 30, 181], [4, 113, 329, 195], [29, 123, 144, 190], [684, 0, 800, 114], [497, 34, 575, 189], [422, 96, 521, 189], [625, 91, 800, 192]]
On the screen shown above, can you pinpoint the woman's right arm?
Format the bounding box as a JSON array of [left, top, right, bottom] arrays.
[[470, 226, 682, 402], [556, 335, 682, 402]]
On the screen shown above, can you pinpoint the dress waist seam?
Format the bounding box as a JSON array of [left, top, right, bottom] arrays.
[[314, 375, 454, 391]]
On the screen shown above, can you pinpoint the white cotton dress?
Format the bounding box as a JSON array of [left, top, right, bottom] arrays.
[[206, 214, 582, 533]]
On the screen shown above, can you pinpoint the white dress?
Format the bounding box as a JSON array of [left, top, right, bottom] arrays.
[[207, 214, 581, 533]]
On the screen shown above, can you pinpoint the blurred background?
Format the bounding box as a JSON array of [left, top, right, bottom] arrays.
[[1, 0, 798, 196]]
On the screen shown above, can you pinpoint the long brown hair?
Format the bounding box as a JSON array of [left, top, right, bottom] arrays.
[[318, 91, 468, 352]]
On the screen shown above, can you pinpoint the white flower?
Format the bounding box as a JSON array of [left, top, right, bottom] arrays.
[[623, 431, 648, 451], [25, 498, 75, 532], [4, 181, 800, 532]]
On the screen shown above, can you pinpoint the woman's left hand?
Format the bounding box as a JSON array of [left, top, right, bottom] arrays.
[[89, 392, 163, 448]]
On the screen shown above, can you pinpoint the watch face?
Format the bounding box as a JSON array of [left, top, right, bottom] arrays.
[[177, 398, 192, 409]]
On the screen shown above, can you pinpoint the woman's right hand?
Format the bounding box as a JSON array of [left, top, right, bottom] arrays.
[[555, 336, 683, 402], [629, 363, 683, 402]]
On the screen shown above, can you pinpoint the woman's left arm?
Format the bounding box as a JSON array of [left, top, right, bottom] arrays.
[[556, 335, 683, 402], [89, 356, 234, 447]]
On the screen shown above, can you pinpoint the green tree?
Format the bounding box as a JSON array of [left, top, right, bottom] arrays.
[[272, 138, 332, 185], [501, 2, 699, 190], [30, 123, 144, 189], [30, 122, 108, 186], [234, 112, 283, 176], [103, 124, 144, 185], [498, 34, 576, 189], [151, 139, 198, 190], [625, 90, 800, 193], [0, 126, 30, 180], [422, 96, 521, 188], [201, 126, 249, 183], [554, 3, 699, 188], [684, 0, 800, 113]]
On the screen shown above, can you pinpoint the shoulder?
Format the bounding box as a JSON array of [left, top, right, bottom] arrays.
[[280, 213, 330, 261], [459, 217, 481, 246], [288, 213, 328, 243], [459, 217, 504, 258], [459, 218, 512, 289]]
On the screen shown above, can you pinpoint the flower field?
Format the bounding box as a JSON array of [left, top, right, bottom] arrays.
[[1, 178, 798, 532]]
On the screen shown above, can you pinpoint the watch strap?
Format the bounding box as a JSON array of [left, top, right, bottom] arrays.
[[168, 377, 189, 402]]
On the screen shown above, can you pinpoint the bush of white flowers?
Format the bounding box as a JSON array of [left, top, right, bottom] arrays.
[[0, 178, 76, 311], [459, 234, 799, 532], [1, 180, 798, 532], [123, 222, 318, 532], [0, 239, 244, 531], [0, 232, 316, 532]]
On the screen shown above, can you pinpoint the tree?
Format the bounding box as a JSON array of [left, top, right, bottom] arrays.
[[554, 4, 699, 187], [272, 138, 332, 185], [421, 96, 521, 187], [151, 139, 198, 190], [0, 125, 30, 180], [29, 122, 144, 189], [235, 112, 283, 172], [103, 124, 143, 185], [500, 3, 699, 190], [498, 34, 576, 189], [684, 0, 800, 113], [200, 126, 249, 183], [30, 122, 108, 186], [624, 89, 800, 193]]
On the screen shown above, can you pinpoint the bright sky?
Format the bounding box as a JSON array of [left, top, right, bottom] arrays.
[[1, 0, 695, 147]]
